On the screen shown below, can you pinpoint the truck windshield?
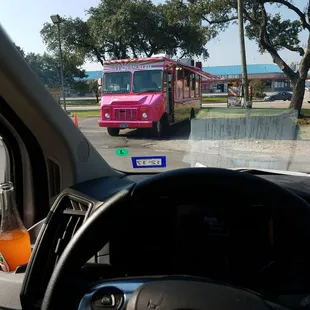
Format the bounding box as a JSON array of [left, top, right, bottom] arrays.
[[103, 72, 131, 94], [133, 70, 163, 93]]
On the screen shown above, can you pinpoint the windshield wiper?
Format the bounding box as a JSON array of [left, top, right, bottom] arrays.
[[195, 163, 309, 176], [232, 168, 310, 176]]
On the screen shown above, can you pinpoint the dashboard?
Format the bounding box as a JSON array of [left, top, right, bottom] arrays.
[[110, 202, 276, 287], [79, 277, 159, 310], [19, 171, 310, 310], [78, 275, 306, 310]]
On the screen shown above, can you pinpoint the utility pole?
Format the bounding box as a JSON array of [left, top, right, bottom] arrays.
[[56, 22, 66, 113], [50, 14, 67, 113], [237, 0, 250, 108]]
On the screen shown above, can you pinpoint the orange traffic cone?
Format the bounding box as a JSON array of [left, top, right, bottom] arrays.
[[73, 113, 79, 128]]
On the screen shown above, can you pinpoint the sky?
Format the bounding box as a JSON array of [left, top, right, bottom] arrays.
[[0, 0, 308, 71]]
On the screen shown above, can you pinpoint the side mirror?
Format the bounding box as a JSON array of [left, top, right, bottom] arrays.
[[98, 78, 102, 93]]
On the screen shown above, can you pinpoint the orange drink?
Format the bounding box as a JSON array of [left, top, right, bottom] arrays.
[[0, 229, 31, 272]]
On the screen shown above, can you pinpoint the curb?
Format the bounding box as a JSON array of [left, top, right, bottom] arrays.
[[70, 115, 99, 118], [80, 115, 99, 118]]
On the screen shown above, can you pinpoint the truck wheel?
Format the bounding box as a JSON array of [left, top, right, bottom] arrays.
[[153, 115, 168, 138], [189, 108, 196, 120], [107, 128, 120, 136]]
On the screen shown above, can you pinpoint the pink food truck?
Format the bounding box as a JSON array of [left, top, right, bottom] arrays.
[[98, 55, 220, 137]]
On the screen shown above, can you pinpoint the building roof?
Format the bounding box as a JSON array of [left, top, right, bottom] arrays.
[[77, 63, 283, 81], [202, 64, 283, 76], [83, 71, 102, 80]]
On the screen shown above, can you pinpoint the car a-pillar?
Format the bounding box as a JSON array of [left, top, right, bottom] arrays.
[[152, 113, 168, 138], [107, 128, 120, 136]]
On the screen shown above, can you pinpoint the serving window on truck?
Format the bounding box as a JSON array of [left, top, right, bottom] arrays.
[[176, 67, 184, 100], [183, 68, 191, 98], [175, 67, 201, 100], [190, 73, 195, 98], [195, 74, 201, 97]]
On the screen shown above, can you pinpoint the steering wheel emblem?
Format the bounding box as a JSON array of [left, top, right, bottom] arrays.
[[147, 297, 163, 309]]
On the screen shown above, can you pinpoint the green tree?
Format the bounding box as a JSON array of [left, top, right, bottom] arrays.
[[25, 52, 60, 87], [23, 52, 85, 89], [40, 0, 211, 63], [12, 44, 86, 102], [191, 0, 310, 112], [157, 0, 212, 58], [40, 17, 103, 65], [249, 80, 265, 98], [72, 81, 90, 97], [88, 80, 100, 103]]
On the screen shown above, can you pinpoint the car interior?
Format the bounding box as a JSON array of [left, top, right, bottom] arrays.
[[0, 26, 310, 310]]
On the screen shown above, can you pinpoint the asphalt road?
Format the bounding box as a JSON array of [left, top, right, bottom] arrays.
[[64, 93, 246, 101], [66, 100, 310, 111], [203, 100, 310, 109], [0, 118, 191, 181], [0, 111, 309, 183], [78, 117, 191, 173]]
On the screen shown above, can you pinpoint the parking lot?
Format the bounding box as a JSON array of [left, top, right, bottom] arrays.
[[1, 104, 309, 182], [65, 98, 310, 111]]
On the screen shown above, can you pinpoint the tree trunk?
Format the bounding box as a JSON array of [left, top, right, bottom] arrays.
[[289, 77, 306, 113], [289, 35, 310, 114], [237, 0, 250, 106]]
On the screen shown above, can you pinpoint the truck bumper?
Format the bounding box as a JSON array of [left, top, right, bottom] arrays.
[[98, 120, 153, 129]]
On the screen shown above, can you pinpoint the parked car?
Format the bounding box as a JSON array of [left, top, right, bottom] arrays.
[[305, 80, 310, 103], [264, 91, 292, 101]]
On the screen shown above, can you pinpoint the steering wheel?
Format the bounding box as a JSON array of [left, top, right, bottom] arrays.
[[41, 168, 310, 310]]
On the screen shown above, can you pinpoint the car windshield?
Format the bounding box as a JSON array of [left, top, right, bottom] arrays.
[[133, 70, 163, 93], [103, 72, 130, 94], [1, 0, 309, 174]]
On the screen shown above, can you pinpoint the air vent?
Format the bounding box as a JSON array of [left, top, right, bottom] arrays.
[[20, 194, 93, 309], [53, 195, 92, 266]]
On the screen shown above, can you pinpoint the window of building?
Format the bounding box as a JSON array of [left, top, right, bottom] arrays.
[[263, 80, 272, 88], [275, 80, 285, 88]]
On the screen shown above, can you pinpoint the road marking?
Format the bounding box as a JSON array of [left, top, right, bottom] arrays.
[[115, 148, 129, 156]]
